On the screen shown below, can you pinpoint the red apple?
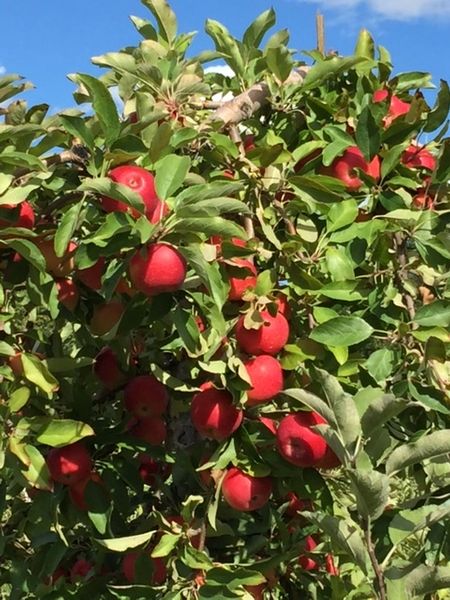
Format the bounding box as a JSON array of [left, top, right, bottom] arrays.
[[129, 243, 187, 296], [124, 375, 168, 417], [0, 201, 35, 229], [56, 278, 79, 311], [285, 492, 313, 518], [89, 300, 124, 336], [138, 454, 171, 486], [244, 583, 266, 599], [191, 385, 243, 441], [235, 310, 289, 356], [8, 352, 24, 376], [277, 412, 327, 467], [101, 165, 160, 219], [46, 442, 92, 485], [412, 190, 434, 209], [298, 536, 318, 571], [316, 445, 341, 469], [69, 558, 94, 582], [122, 552, 167, 585], [373, 89, 410, 127], [129, 416, 167, 445], [274, 293, 291, 319], [93, 346, 125, 390], [243, 355, 283, 406], [77, 257, 105, 291], [149, 200, 170, 223], [227, 258, 257, 301], [222, 467, 272, 512], [259, 416, 278, 435], [69, 471, 104, 510], [328, 146, 380, 190], [325, 554, 339, 576], [39, 239, 77, 277], [402, 144, 436, 171]]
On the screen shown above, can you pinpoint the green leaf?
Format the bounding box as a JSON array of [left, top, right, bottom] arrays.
[[424, 79, 450, 133], [386, 430, 450, 475], [282, 389, 337, 428], [304, 512, 369, 574], [172, 217, 247, 239], [355, 106, 380, 161], [8, 387, 31, 412], [21, 353, 59, 395], [265, 46, 293, 83], [45, 357, 94, 372], [59, 114, 95, 150], [391, 71, 433, 92], [365, 348, 395, 383], [313, 368, 361, 448], [21, 445, 53, 491], [302, 56, 367, 90], [310, 317, 373, 347], [54, 201, 84, 258], [75, 74, 120, 146], [95, 530, 157, 552], [154, 154, 190, 200], [142, 0, 177, 43], [360, 393, 409, 437], [325, 247, 355, 282], [414, 301, 450, 327], [79, 177, 145, 214], [205, 20, 244, 77], [35, 419, 95, 447], [354, 29, 375, 61], [3, 238, 45, 271], [326, 199, 359, 233], [389, 502, 450, 546], [0, 184, 40, 206], [348, 469, 390, 520], [151, 533, 180, 558], [243, 9, 276, 48]]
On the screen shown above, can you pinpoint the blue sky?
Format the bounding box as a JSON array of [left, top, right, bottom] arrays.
[[1, 0, 449, 111]]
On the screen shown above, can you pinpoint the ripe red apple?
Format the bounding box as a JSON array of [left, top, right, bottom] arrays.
[[222, 467, 272, 512], [316, 445, 341, 469], [0, 201, 35, 229], [412, 190, 434, 209], [69, 471, 104, 510], [274, 293, 291, 319], [129, 243, 187, 296], [124, 375, 168, 417], [401, 144, 436, 171], [122, 552, 167, 585], [210, 235, 246, 256], [149, 200, 170, 223], [138, 454, 171, 486], [259, 416, 277, 435], [298, 536, 318, 571], [328, 146, 380, 190], [101, 165, 160, 219], [39, 239, 77, 277], [56, 278, 79, 311], [46, 442, 92, 485], [277, 412, 327, 467], [227, 258, 257, 301], [243, 355, 283, 406], [236, 310, 289, 356], [77, 258, 105, 290], [69, 558, 94, 582], [89, 300, 124, 336], [190, 385, 243, 441], [325, 554, 339, 576], [129, 416, 167, 445], [243, 134, 256, 153], [373, 89, 410, 127], [93, 346, 125, 390], [285, 492, 313, 518]]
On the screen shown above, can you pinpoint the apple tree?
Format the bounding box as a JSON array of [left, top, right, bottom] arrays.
[[1, 1, 450, 598]]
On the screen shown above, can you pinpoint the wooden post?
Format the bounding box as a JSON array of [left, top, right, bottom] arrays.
[[316, 12, 325, 55]]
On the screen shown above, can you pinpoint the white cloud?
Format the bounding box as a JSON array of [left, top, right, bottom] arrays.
[[0, 65, 6, 75], [305, 0, 450, 20], [204, 64, 235, 78]]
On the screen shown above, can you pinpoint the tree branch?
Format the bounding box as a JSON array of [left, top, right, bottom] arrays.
[[365, 522, 387, 600], [393, 232, 416, 322], [210, 68, 309, 126]]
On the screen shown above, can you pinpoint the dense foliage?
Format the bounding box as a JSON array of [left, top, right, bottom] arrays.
[[1, 1, 450, 598]]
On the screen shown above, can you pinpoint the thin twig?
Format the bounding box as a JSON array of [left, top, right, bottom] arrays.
[[365, 522, 387, 600], [393, 232, 416, 321]]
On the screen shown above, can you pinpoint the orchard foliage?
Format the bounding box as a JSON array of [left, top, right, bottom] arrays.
[[1, 1, 450, 598]]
